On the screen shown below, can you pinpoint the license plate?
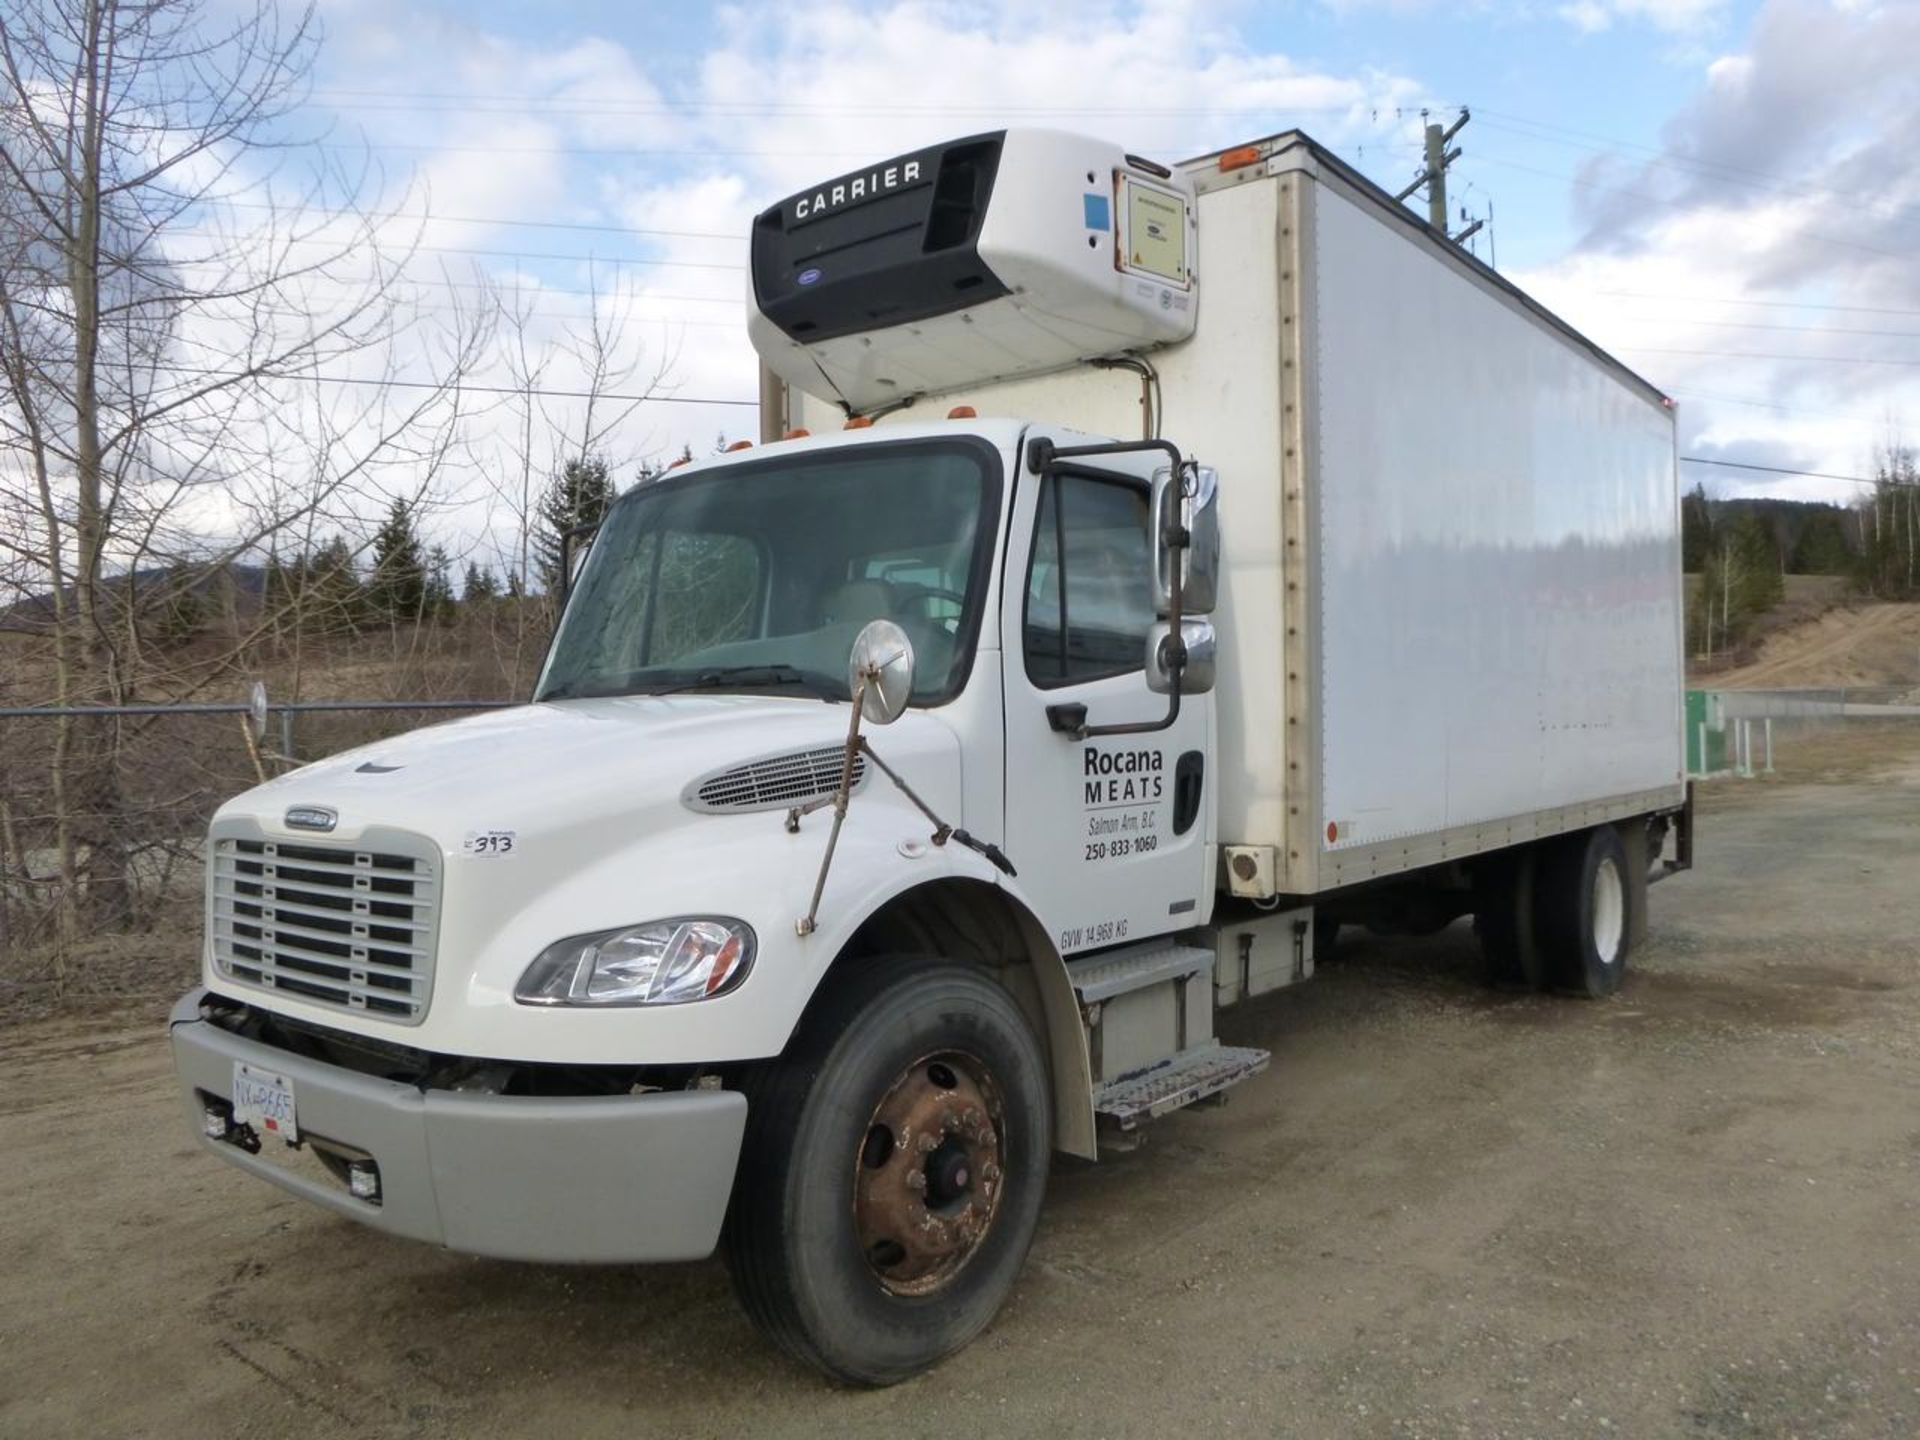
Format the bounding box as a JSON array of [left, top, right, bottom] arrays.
[[232, 1062, 298, 1144]]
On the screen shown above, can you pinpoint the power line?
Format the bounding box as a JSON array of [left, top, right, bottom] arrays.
[[1681, 456, 1881, 486], [1668, 388, 1889, 426], [303, 92, 1383, 118], [160, 254, 743, 305], [1469, 110, 1913, 221], [1584, 290, 1920, 320], [311, 141, 929, 160], [1649, 318, 1920, 343], [206, 198, 745, 242], [1623, 346, 1920, 368], [142, 363, 757, 406], [1466, 150, 1909, 264], [151, 237, 1919, 339], [166, 228, 745, 272]]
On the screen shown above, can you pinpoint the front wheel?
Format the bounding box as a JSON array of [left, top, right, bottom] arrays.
[[724, 958, 1051, 1386]]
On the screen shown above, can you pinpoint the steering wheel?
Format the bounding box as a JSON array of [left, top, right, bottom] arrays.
[[894, 585, 968, 635]]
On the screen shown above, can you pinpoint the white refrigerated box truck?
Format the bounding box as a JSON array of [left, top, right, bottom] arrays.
[[171, 127, 1690, 1385]]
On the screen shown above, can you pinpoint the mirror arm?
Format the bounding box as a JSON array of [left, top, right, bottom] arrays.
[[796, 674, 869, 936], [856, 737, 1017, 877]]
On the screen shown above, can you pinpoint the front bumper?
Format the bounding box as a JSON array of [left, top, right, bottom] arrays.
[[168, 989, 747, 1263]]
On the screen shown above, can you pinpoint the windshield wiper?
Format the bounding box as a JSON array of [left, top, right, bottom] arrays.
[[537, 677, 625, 702], [644, 664, 833, 698]]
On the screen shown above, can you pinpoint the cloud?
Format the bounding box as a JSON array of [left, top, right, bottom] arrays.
[[163, 0, 1431, 567], [1557, 0, 1729, 34], [1512, 0, 1920, 499], [1315, 0, 1732, 34]]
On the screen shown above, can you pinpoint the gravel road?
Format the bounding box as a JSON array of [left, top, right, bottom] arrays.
[[5, 743, 1919, 1439]]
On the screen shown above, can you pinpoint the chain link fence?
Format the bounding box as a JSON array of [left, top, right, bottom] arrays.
[[1687, 686, 1920, 778], [0, 694, 514, 966]]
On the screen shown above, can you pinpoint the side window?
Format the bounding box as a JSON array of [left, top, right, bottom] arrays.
[[1023, 472, 1154, 687]]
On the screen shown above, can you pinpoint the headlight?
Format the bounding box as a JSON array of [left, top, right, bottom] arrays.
[[515, 917, 755, 1006]]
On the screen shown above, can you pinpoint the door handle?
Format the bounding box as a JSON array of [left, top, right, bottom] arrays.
[[1045, 702, 1088, 736], [1173, 750, 1204, 835]]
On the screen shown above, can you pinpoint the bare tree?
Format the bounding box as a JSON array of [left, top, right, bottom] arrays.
[[0, 0, 488, 937], [479, 277, 673, 689]]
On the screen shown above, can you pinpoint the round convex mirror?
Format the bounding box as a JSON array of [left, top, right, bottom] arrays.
[[848, 620, 915, 725]]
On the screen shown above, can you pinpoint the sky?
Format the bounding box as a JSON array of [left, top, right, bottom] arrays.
[[190, 0, 1920, 561]]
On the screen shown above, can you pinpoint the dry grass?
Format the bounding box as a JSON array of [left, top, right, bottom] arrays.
[[1695, 719, 1920, 812], [0, 610, 544, 1023], [0, 894, 201, 1028]]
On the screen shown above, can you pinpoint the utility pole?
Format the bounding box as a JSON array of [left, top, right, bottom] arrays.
[[1395, 108, 1479, 246]]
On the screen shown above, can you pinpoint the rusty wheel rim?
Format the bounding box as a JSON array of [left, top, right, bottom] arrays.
[[852, 1051, 1007, 1297]]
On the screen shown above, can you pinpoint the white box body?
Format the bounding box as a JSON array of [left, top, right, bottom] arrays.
[[790, 133, 1686, 895]]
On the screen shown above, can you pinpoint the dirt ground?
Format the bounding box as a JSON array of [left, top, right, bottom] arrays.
[[6, 730, 1920, 1439], [1706, 599, 1920, 691]]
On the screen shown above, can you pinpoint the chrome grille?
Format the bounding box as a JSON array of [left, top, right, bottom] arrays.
[[686, 746, 867, 813], [209, 834, 438, 1024]]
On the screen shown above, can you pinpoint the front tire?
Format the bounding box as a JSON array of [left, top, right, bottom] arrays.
[[724, 958, 1051, 1386]]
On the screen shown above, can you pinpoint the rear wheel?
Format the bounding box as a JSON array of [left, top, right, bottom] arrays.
[[724, 958, 1051, 1386], [1536, 825, 1631, 997], [1473, 846, 1544, 989], [1312, 911, 1341, 963]]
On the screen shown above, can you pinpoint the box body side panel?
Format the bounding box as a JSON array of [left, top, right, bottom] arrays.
[[1307, 183, 1684, 857]]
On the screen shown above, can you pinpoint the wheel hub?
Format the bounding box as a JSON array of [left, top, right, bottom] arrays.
[[1593, 854, 1625, 965], [853, 1052, 1006, 1296]]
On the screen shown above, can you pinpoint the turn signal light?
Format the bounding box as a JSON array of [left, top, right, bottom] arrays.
[[1218, 145, 1262, 173], [947, 405, 977, 419], [724, 439, 752, 452]]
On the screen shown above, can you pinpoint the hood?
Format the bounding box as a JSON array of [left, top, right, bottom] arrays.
[[224, 694, 960, 844]]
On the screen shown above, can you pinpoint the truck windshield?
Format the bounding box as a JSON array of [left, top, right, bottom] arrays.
[[536, 439, 1001, 706]]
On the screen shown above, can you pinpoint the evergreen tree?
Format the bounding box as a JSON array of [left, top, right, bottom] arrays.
[[462, 561, 500, 605], [263, 550, 294, 615], [424, 545, 456, 622], [1729, 511, 1785, 613], [367, 499, 427, 623], [1790, 509, 1854, 575], [535, 456, 617, 593], [304, 535, 363, 637], [1680, 483, 1714, 572]]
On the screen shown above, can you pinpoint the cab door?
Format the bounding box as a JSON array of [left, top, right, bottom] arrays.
[[1000, 429, 1214, 956]]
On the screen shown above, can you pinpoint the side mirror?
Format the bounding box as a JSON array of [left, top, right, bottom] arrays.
[[558, 522, 599, 603], [848, 620, 915, 725], [1151, 465, 1220, 618], [1146, 618, 1216, 696], [247, 680, 269, 742]]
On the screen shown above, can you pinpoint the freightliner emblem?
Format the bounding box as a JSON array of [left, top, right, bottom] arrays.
[[284, 806, 337, 832]]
